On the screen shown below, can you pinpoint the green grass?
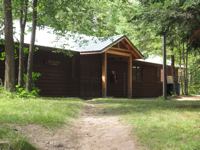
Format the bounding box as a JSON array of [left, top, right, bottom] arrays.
[[0, 125, 37, 150], [0, 97, 84, 149], [90, 98, 200, 150], [0, 97, 84, 127]]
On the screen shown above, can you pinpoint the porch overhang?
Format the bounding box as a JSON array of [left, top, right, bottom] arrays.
[[101, 37, 143, 98]]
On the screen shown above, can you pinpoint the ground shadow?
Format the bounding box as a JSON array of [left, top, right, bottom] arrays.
[[85, 98, 200, 116]]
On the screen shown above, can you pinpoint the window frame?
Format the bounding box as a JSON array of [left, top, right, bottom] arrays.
[[132, 65, 143, 81], [157, 67, 163, 83]]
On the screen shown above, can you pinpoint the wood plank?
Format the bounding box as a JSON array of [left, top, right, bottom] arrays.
[[121, 39, 130, 50], [130, 49, 141, 59], [106, 49, 131, 57], [121, 39, 141, 59], [102, 52, 107, 97], [123, 38, 143, 59], [128, 54, 132, 98], [110, 47, 130, 52]]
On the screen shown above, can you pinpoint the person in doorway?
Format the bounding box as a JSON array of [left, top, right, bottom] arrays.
[[111, 71, 118, 83]]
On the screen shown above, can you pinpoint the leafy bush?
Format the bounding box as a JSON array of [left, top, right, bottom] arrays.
[[0, 85, 4, 94], [23, 72, 41, 96], [1, 72, 41, 99]]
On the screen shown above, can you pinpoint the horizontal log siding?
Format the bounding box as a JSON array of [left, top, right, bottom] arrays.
[[33, 50, 79, 97], [132, 62, 179, 98], [132, 62, 162, 98], [79, 54, 102, 98], [0, 44, 180, 98]]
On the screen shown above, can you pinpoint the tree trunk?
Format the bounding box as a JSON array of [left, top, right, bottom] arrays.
[[185, 45, 188, 95], [18, 0, 28, 88], [163, 34, 167, 99], [171, 48, 178, 96], [3, 0, 15, 92], [179, 42, 183, 95], [182, 42, 186, 95], [26, 0, 37, 92]]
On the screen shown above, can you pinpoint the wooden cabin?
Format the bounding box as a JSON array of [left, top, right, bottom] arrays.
[[0, 35, 179, 98]]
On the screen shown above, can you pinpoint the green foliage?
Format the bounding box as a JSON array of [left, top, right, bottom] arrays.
[[23, 72, 41, 97], [0, 51, 5, 60], [0, 85, 3, 94], [53, 49, 73, 57], [15, 85, 37, 98], [35, 46, 39, 52], [182, 51, 200, 94], [1, 72, 41, 99]]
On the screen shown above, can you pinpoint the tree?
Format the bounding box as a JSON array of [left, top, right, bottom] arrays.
[[18, 0, 28, 88], [25, 0, 37, 92], [123, 0, 200, 96], [170, 47, 178, 96], [3, 0, 15, 92]]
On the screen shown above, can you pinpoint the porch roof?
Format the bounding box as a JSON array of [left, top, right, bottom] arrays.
[[75, 35, 138, 52], [77, 35, 143, 59]]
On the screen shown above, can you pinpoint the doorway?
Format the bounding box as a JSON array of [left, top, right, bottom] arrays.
[[107, 55, 128, 97]]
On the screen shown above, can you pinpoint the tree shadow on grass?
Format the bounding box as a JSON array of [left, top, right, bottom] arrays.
[[86, 98, 200, 116]]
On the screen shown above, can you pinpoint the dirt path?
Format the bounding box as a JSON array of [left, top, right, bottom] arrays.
[[17, 103, 138, 150], [76, 103, 137, 150], [171, 95, 200, 101]]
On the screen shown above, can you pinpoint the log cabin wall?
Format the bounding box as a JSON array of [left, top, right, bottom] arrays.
[[33, 49, 80, 97], [132, 62, 163, 98], [0, 43, 179, 98], [0, 45, 81, 97], [132, 61, 179, 98], [79, 54, 102, 98], [107, 59, 128, 97], [0, 45, 5, 83]]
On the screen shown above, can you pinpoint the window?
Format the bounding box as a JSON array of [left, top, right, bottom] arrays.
[[157, 68, 163, 82], [132, 66, 142, 81]]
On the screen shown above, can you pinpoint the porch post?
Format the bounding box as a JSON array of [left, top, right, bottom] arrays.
[[102, 52, 107, 97], [128, 54, 132, 98]]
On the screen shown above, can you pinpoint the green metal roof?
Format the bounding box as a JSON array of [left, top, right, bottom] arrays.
[[74, 35, 124, 52], [74, 34, 143, 58]]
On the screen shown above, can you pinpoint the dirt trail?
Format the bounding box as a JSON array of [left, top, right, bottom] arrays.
[[18, 103, 138, 150], [77, 103, 136, 150]]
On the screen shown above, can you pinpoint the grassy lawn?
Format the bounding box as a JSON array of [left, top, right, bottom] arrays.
[[90, 98, 200, 150], [0, 97, 84, 150], [1, 96, 200, 150]]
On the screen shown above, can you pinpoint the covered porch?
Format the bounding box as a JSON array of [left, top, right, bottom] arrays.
[[101, 37, 143, 98]]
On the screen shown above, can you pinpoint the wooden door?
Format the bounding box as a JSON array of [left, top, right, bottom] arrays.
[[107, 60, 128, 97], [80, 57, 101, 97]]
